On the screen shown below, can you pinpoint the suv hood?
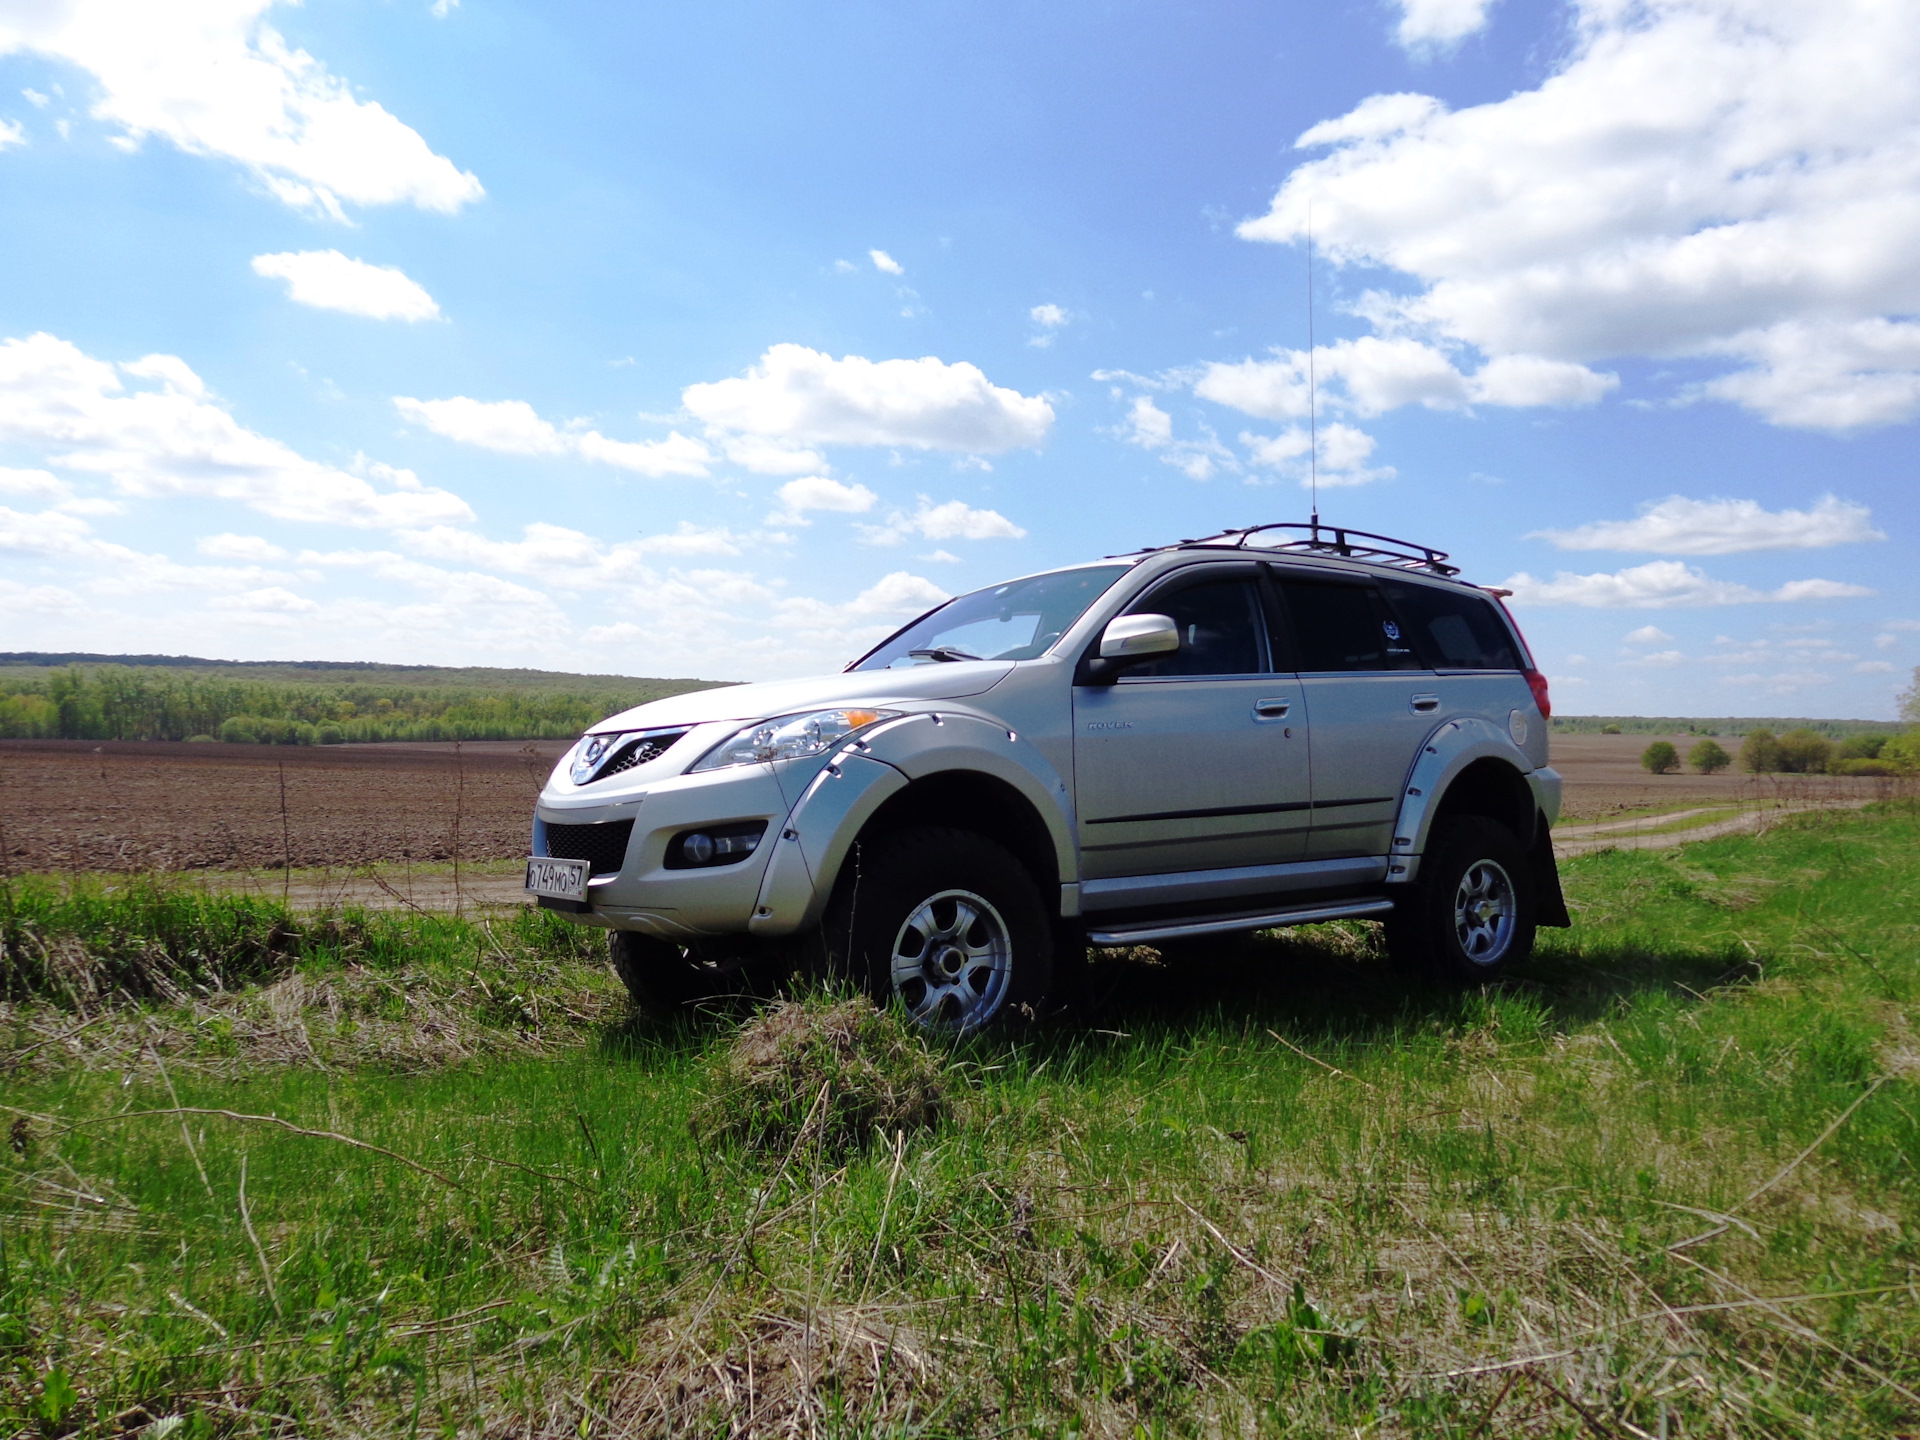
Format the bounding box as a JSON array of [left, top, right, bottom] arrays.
[[591, 662, 1015, 733]]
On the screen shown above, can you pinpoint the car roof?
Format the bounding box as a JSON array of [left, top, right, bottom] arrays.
[[1113, 523, 1502, 594]]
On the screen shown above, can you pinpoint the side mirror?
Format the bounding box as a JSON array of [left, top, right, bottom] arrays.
[[1078, 613, 1179, 685], [1100, 613, 1180, 658]]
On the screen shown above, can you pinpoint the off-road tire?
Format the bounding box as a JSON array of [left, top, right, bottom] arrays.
[[609, 931, 769, 1017], [825, 826, 1052, 1034], [1383, 815, 1537, 983]]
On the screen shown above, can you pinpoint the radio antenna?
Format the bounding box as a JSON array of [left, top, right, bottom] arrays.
[[1306, 204, 1319, 536]]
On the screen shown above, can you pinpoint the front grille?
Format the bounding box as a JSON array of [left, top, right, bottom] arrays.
[[543, 818, 635, 876], [597, 729, 689, 781]]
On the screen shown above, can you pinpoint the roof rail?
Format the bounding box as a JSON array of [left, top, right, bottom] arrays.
[[1126, 521, 1460, 576]]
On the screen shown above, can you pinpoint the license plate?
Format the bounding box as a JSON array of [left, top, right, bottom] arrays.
[[525, 856, 589, 902]]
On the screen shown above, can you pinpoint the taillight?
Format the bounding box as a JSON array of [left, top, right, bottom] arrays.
[[1524, 669, 1551, 719]]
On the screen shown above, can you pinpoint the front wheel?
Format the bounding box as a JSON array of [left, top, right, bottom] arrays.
[[1384, 816, 1537, 982], [610, 931, 774, 1017], [825, 827, 1052, 1034]]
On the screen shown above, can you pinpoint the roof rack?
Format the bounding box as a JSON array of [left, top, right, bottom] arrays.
[[1127, 521, 1460, 577]]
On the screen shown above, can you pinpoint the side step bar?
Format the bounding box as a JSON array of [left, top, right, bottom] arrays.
[[1087, 897, 1395, 947]]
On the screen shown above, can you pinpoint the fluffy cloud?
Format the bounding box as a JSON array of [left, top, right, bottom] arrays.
[[0, 118, 22, 149], [0, 466, 68, 500], [682, 344, 1054, 453], [1240, 0, 1920, 429], [251, 251, 440, 321], [859, 498, 1027, 547], [1240, 421, 1394, 488], [773, 571, 950, 652], [0, 0, 483, 219], [716, 433, 827, 476], [1028, 303, 1071, 347], [0, 332, 473, 528], [1394, 0, 1498, 49], [869, 249, 904, 275], [766, 475, 878, 526], [1533, 496, 1884, 555], [1195, 338, 1614, 420], [1623, 625, 1674, 644], [393, 396, 712, 477], [1502, 560, 1873, 608], [1, 504, 288, 594], [1120, 396, 1234, 481], [392, 520, 742, 593]]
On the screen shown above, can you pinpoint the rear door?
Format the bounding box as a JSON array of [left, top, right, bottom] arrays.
[[1377, 577, 1532, 729], [1269, 568, 1433, 861], [1072, 564, 1310, 880]]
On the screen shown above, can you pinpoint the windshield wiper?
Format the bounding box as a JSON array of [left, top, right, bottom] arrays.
[[908, 646, 981, 663]]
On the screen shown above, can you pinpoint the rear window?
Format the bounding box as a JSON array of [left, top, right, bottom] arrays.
[[1275, 576, 1420, 672], [1381, 580, 1522, 670]]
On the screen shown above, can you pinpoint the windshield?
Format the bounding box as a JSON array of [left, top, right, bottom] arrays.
[[853, 564, 1132, 670]]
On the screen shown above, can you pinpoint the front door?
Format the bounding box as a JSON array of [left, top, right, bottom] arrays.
[[1073, 566, 1310, 880], [1270, 569, 1434, 861]]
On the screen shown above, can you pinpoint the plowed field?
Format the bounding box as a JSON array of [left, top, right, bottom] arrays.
[[0, 739, 568, 874], [0, 731, 1893, 876]]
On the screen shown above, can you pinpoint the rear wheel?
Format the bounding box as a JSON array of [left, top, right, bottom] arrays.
[[1384, 815, 1536, 982], [825, 827, 1052, 1034]]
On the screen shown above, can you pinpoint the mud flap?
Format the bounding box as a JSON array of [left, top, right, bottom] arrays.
[[1531, 816, 1571, 928]]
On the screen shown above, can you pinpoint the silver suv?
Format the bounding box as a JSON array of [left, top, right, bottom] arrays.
[[526, 523, 1568, 1031]]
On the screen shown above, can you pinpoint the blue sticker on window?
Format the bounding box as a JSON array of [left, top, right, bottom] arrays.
[[1383, 621, 1401, 641]]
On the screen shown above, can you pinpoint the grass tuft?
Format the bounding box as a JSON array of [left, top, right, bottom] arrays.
[[694, 994, 947, 1159]]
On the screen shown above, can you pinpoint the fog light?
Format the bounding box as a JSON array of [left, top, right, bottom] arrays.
[[666, 821, 768, 869]]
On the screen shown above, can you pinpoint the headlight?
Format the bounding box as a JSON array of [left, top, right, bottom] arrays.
[[689, 708, 900, 772]]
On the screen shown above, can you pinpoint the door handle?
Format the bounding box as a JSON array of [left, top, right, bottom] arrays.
[[1410, 693, 1441, 714], [1254, 697, 1291, 721]]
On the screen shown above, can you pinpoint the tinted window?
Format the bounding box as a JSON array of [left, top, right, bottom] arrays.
[[1126, 574, 1266, 677], [1276, 577, 1418, 671], [856, 564, 1130, 669], [1381, 580, 1522, 670]]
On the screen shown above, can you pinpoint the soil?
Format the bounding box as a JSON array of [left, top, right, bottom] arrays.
[[1546, 732, 1896, 821], [0, 738, 568, 874], [0, 731, 1901, 879]]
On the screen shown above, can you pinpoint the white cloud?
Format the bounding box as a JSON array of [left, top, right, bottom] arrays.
[[1502, 560, 1873, 608], [0, 118, 23, 149], [766, 475, 878, 526], [919, 548, 961, 564], [1533, 495, 1883, 555], [251, 251, 440, 322], [1856, 660, 1896, 673], [1624, 625, 1673, 644], [682, 344, 1053, 453], [1118, 396, 1236, 481], [773, 571, 950, 652], [391, 521, 743, 596], [0, 332, 473, 528], [1394, 0, 1498, 50], [1195, 337, 1613, 422], [393, 395, 712, 477], [197, 532, 288, 562], [1239, 421, 1394, 488], [1031, 304, 1069, 329], [20, 88, 48, 108], [869, 249, 904, 275], [0, 0, 483, 219], [858, 498, 1026, 547], [0, 466, 68, 500], [0, 504, 290, 594], [1239, 0, 1920, 431], [209, 585, 318, 615], [716, 433, 827, 475]]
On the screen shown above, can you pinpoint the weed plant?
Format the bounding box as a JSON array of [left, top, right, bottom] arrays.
[[2, 806, 1917, 1436]]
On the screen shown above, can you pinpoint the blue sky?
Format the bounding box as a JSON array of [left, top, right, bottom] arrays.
[[1, 0, 1916, 716]]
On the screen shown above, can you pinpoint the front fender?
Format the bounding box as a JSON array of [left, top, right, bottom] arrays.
[[1390, 716, 1537, 884], [859, 710, 1080, 885], [749, 752, 908, 937]]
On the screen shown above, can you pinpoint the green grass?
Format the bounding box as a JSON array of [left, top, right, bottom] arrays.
[[3, 806, 1918, 1437]]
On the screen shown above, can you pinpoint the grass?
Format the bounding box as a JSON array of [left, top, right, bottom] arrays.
[[3, 805, 1918, 1436]]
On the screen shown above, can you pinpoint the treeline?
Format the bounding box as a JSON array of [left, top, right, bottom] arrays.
[[0, 665, 722, 745]]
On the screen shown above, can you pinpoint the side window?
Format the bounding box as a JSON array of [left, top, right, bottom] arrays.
[[1275, 576, 1419, 672], [1125, 574, 1267, 677], [1380, 580, 1522, 670]]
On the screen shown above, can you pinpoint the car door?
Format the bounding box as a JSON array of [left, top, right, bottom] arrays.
[[1072, 564, 1310, 880], [1269, 567, 1434, 861]]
